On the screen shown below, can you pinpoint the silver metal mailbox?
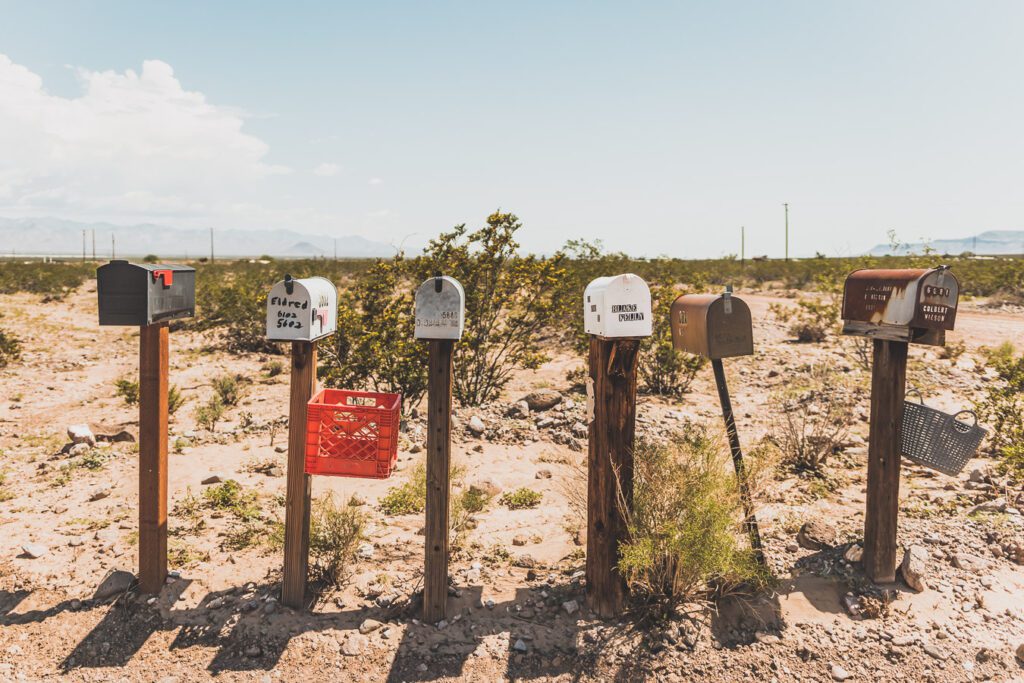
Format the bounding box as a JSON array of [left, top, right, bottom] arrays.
[[265, 275, 338, 342], [97, 260, 195, 326], [414, 275, 465, 340]]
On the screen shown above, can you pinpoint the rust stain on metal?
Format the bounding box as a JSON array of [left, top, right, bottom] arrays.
[[841, 267, 959, 346]]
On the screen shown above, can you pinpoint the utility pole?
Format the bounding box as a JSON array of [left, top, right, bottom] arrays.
[[82, 230, 86, 263], [333, 238, 337, 262], [741, 226, 745, 266], [210, 227, 215, 264], [784, 203, 790, 262], [92, 229, 96, 260], [112, 233, 116, 260]]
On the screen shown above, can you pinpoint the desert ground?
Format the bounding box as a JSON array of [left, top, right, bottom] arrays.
[[2, 280, 1023, 682]]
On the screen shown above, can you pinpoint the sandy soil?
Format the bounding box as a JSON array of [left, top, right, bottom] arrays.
[[1, 282, 1023, 682]]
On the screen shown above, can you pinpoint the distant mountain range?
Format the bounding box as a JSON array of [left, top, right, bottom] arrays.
[[867, 230, 1024, 256], [0, 217, 401, 258]]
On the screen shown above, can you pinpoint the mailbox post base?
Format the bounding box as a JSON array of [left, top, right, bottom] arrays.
[[282, 341, 317, 608]]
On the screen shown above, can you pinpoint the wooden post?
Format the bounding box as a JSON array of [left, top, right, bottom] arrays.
[[138, 322, 169, 594], [863, 339, 908, 583], [711, 359, 765, 565], [586, 336, 640, 618], [423, 339, 454, 623], [282, 340, 317, 608]]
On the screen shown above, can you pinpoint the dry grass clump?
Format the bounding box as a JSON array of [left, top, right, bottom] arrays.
[[309, 493, 367, 586], [769, 364, 856, 474]]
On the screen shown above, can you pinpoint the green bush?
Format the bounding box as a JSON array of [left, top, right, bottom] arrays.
[[202, 480, 259, 521], [769, 296, 840, 343], [168, 385, 186, 415], [379, 463, 427, 515], [0, 327, 21, 368], [262, 360, 284, 378], [0, 261, 94, 297], [975, 343, 1024, 477], [114, 378, 139, 405], [212, 373, 245, 407], [617, 430, 771, 613], [499, 487, 542, 510], [194, 395, 225, 432], [309, 493, 367, 586], [638, 283, 707, 397]]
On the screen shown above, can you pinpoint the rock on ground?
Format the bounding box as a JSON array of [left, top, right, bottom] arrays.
[[900, 545, 929, 592], [797, 520, 837, 550], [520, 389, 562, 411], [93, 569, 134, 600], [67, 424, 96, 446]]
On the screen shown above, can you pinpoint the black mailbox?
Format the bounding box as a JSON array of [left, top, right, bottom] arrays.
[[97, 260, 196, 326]]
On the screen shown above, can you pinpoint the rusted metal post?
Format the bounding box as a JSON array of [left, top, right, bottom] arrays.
[[586, 336, 641, 618], [423, 339, 455, 623], [863, 339, 907, 583], [282, 340, 317, 608], [711, 358, 765, 565], [138, 322, 169, 594]]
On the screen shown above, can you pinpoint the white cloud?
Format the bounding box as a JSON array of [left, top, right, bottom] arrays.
[[0, 54, 291, 225], [313, 162, 341, 177], [368, 177, 383, 185]]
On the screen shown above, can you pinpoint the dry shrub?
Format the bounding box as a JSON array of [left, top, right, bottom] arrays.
[[309, 493, 367, 586], [617, 427, 771, 615], [769, 365, 856, 474]]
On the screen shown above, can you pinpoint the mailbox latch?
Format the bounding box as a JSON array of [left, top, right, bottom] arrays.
[[152, 270, 174, 288]]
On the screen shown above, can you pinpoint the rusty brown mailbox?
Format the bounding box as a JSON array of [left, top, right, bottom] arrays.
[[670, 288, 754, 359], [841, 266, 959, 346]]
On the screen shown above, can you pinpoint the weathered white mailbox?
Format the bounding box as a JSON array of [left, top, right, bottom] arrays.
[[265, 275, 338, 342], [584, 274, 653, 338], [414, 276, 465, 340]]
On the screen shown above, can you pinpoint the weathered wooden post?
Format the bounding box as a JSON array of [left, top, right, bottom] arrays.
[[670, 287, 764, 564], [415, 275, 466, 623], [97, 260, 196, 594], [840, 266, 959, 582], [583, 274, 652, 617], [266, 275, 338, 608]]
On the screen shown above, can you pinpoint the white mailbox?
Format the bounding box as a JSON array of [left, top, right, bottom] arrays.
[[414, 275, 465, 340], [584, 273, 653, 338], [266, 275, 338, 342]]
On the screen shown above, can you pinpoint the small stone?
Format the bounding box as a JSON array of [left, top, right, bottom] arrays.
[[952, 553, 986, 572], [797, 520, 837, 550], [436, 619, 448, 630], [467, 415, 486, 436], [513, 639, 529, 653], [535, 469, 552, 479], [274, 445, 287, 453], [89, 488, 111, 502], [93, 570, 134, 600], [831, 663, 851, 681], [924, 644, 947, 660], [244, 645, 261, 658], [512, 535, 528, 547], [900, 545, 929, 592], [67, 424, 96, 447], [521, 389, 562, 412], [68, 443, 91, 457], [562, 600, 579, 615], [359, 619, 383, 634], [201, 474, 224, 485], [844, 544, 863, 563], [21, 543, 48, 559], [357, 543, 374, 560], [469, 479, 502, 498], [342, 633, 368, 656]]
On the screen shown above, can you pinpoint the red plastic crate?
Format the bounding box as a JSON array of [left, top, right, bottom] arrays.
[[304, 388, 402, 479]]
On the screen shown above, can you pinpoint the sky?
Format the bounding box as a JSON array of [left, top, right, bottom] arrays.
[[1, 1, 1022, 257]]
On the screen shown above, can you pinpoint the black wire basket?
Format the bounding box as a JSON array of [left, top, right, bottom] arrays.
[[901, 391, 987, 476]]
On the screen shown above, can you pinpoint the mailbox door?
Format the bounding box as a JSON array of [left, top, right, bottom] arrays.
[[98, 261, 149, 326], [304, 277, 338, 341], [599, 275, 652, 338], [146, 266, 195, 323], [670, 295, 713, 357], [706, 297, 754, 359], [415, 276, 465, 340], [910, 269, 958, 331], [583, 277, 610, 336], [266, 280, 313, 341]]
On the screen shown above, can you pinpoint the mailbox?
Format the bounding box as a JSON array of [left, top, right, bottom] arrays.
[[97, 260, 195, 326], [414, 275, 465, 340], [670, 288, 754, 359], [841, 266, 959, 346], [266, 275, 338, 342], [583, 273, 653, 338]]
